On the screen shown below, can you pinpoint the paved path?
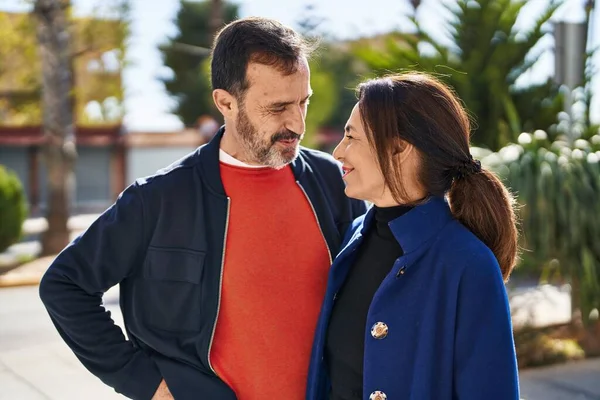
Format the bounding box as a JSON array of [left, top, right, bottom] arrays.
[[0, 286, 125, 400], [1, 286, 599, 399], [520, 358, 600, 400]]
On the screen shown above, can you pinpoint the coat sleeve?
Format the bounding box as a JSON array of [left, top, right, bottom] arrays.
[[453, 251, 520, 400], [38, 182, 162, 400]]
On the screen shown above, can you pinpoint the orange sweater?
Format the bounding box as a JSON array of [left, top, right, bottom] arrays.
[[210, 162, 331, 400]]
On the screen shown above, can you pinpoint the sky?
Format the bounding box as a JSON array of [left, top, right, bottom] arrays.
[[1, 0, 599, 131]]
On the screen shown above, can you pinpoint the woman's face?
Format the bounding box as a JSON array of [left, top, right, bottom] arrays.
[[333, 103, 395, 206]]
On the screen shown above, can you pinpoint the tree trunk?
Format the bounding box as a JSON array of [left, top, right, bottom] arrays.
[[210, 0, 224, 37], [34, 0, 77, 255]]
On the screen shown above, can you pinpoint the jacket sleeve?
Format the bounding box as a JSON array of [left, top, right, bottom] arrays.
[[453, 252, 520, 400], [38, 182, 162, 400]]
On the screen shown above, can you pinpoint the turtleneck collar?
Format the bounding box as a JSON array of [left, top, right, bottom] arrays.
[[373, 204, 413, 239]]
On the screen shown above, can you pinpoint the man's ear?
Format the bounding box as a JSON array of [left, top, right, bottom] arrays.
[[213, 89, 237, 119]]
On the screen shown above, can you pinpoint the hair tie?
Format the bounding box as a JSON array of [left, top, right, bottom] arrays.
[[453, 157, 482, 180]]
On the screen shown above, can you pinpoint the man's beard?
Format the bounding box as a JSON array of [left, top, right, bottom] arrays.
[[235, 106, 302, 168]]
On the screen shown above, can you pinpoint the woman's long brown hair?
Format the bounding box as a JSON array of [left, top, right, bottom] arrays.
[[357, 72, 518, 281]]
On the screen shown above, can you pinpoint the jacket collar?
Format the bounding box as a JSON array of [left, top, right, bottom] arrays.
[[198, 125, 307, 196], [360, 196, 453, 254]]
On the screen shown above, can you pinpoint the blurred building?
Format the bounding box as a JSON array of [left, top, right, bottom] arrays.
[[0, 126, 208, 216], [0, 10, 213, 216]]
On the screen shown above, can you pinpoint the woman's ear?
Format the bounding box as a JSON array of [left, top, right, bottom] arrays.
[[393, 140, 416, 163]]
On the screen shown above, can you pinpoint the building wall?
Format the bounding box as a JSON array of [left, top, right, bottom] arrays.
[[0, 145, 112, 214], [1, 137, 203, 215], [126, 147, 197, 185], [75, 146, 112, 210], [36, 147, 112, 213]]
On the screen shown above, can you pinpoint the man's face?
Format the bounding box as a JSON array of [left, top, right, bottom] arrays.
[[233, 58, 311, 168]]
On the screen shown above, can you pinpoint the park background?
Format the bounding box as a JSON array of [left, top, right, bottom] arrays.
[[0, 0, 599, 399]]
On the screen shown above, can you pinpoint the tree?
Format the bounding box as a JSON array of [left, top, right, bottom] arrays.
[[0, 11, 41, 124], [352, 0, 564, 150], [160, 0, 238, 127], [71, 1, 130, 124], [33, 0, 76, 255], [295, 4, 364, 149], [0, 3, 129, 125], [209, 0, 224, 36]]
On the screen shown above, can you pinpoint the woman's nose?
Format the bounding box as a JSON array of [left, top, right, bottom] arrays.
[[332, 139, 345, 161]]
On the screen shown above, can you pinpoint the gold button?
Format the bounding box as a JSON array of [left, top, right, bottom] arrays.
[[369, 391, 387, 400], [371, 322, 388, 339]]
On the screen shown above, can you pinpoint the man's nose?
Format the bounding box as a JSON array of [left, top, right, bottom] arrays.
[[286, 105, 306, 135]]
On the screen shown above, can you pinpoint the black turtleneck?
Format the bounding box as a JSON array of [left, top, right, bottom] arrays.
[[326, 204, 412, 400]]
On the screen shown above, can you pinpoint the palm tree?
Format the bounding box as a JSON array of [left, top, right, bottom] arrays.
[[34, 0, 76, 255], [210, 0, 224, 37], [353, 0, 564, 150]]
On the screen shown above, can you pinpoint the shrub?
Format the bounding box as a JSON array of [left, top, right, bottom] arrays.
[[479, 131, 600, 326], [0, 165, 28, 252]]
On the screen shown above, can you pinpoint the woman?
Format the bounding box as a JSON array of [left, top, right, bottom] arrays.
[[306, 72, 520, 400]]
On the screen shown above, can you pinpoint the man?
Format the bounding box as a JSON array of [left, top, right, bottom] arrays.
[[39, 17, 366, 400]]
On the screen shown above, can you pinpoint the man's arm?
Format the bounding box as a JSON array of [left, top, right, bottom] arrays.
[[39, 183, 163, 399], [453, 252, 520, 400]]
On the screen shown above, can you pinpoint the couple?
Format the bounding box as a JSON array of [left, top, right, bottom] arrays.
[[39, 17, 520, 400]]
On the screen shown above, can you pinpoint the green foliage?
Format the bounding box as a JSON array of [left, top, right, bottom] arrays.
[[304, 57, 338, 148], [314, 46, 364, 130], [296, 4, 364, 148], [351, 0, 564, 150], [0, 2, 129, 125], [0, 11, 43, 124], [160, 0, 238, 127], [74, 1, 131, 124], [515, 329, 585, 368], [481, 130, 600, 325], [303, 45, 363, 148], [0, 165, 27, 253]]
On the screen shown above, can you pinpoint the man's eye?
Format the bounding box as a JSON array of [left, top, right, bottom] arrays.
[[345, 135, 354, 140], [271, 108, 285, 113]]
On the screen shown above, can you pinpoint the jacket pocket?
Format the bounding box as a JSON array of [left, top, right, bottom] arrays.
[[144, 247, 205, 284], [138, 247, 205, 332]]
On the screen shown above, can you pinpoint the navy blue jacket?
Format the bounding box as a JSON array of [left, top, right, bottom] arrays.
[[306, 196, 520, 400], [39, 127, 367, 400]]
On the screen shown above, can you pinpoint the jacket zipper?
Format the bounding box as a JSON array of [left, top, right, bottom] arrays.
[[296, 181, 333, 264], [207, 196, 231, 375]]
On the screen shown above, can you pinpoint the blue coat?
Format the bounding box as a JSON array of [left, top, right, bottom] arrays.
[[306, 196, 520, 400]]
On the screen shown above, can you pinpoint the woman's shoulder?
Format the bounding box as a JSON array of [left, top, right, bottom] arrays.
[[433, 220, 501, 277]]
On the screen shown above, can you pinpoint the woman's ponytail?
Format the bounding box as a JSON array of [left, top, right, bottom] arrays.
[[448, 167, 519, 281]]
